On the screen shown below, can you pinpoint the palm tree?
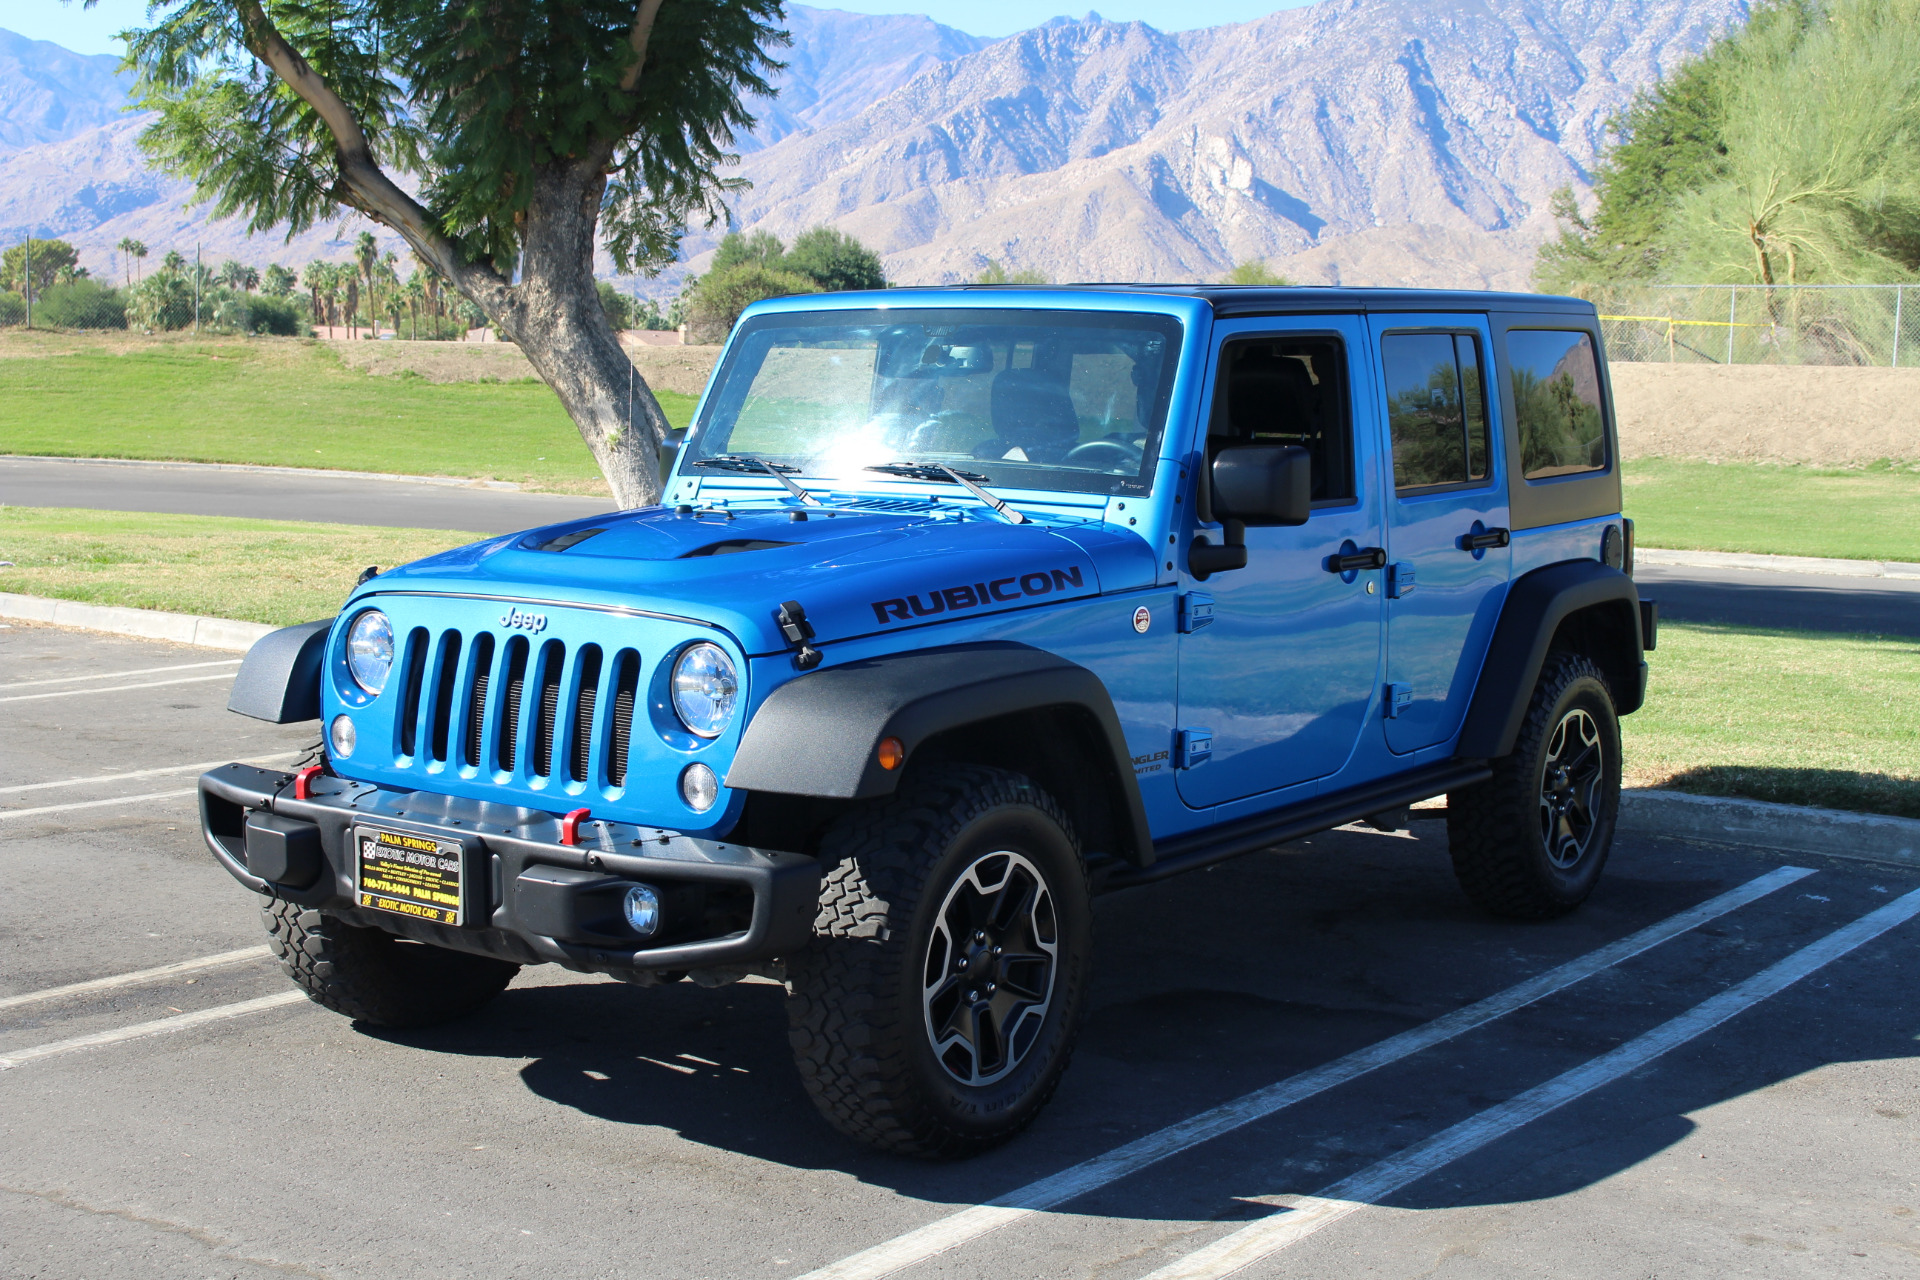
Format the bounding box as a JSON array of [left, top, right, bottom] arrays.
[[117, 238, 147, 288], [402, 271, 427, 340], [218, 260, 260, 293], [304, 261, 329, 330], [355, 232, 379, 336], [161, 249, 187, 275]]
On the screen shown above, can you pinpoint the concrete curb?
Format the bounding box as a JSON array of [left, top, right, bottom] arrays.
[[1617, 789, 1918, 868], [0, 593, 273, 652], [1, 454, 528, 492], [1637, 547, 1920, 580], [1416, 789, 1918, 868]]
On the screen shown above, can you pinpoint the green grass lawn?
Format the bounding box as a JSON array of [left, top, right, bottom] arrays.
[[0, 507, 482, 626], [1623, 458, 1920, 562], [0, 331, 696, 494], [1625, 621, 1918, 819]]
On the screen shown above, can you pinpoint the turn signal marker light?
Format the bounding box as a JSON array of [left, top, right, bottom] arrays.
[[877, 737, 905, 771]]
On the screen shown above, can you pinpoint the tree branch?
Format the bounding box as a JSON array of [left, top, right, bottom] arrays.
[[621, 0, 669, 92], [230, 0, 508, 302]]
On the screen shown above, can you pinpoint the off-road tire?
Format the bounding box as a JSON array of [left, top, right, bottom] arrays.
[[785, 765, 1092, 1158], [1448, 651, 1621, 919], [262, 898, 519, 1028]]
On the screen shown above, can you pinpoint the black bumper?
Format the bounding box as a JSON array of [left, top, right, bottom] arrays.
[[199, 765, 820, 977]]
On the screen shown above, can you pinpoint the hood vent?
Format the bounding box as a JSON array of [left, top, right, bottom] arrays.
[[837, 497, 940, 513], [524, 528, 605, 553], [680, 539, 798, 558]]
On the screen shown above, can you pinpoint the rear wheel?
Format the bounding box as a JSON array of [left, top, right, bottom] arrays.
[[1447, 651, 1621, 919], [785, 765, 1092, 1158], [263, 899, 519, 1028]]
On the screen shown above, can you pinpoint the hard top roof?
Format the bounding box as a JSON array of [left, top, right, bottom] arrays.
[[940, 283, 1596, 318]]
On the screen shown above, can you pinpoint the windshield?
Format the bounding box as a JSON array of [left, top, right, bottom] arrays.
[[688, 308, 1184, 497]]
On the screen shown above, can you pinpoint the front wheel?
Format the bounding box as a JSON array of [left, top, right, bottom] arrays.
[[1447, 651, 1622, 919], [785, 765, 1092, 1158], [263, 899, 519, 1028]]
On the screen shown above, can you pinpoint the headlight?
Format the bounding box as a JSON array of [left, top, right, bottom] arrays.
[[345, 610, 394, 695], [671, 643, 738, 738]]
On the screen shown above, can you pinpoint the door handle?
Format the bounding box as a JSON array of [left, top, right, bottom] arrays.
[[1457, 527, 1511, 551], [1324, 547, 1387, 573]]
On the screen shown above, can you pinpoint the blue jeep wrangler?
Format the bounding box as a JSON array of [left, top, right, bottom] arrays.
[[201, 286, 1653, 1157]]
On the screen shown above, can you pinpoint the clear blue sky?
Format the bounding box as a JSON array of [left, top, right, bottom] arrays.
[[12, 0, 1317, 56]]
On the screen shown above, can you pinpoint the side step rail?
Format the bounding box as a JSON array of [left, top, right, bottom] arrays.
[[1096, 760, 1490, 894]]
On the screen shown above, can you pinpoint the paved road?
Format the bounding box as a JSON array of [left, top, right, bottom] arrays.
[[5, 456, 1916, 635], [0, 455, 611, 535], [4, 622, 1916, 1279]]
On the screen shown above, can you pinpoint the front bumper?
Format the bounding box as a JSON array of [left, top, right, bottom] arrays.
[[198, 765, 820, 978]]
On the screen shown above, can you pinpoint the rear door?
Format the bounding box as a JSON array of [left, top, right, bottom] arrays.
[[1369, 315, 1512, 755]]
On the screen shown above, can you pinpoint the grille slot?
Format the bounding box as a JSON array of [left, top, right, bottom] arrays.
[[606, 650, 639, 788], [428, 632, 462, 762], [497, 636, 529, 773], [531, 641, 566, 778], [397, 628, 429, 758], [463, 632, 495, 768], [570, 646, 602, 783]]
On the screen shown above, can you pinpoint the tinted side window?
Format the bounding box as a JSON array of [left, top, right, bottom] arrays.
[[1214, 336, 1355, 504], [1381, 332, 1490, 491], [1507, 330, 1607, 479]]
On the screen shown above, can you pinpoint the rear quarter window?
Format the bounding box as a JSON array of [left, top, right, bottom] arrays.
[[1506, 330, 1607, 480]]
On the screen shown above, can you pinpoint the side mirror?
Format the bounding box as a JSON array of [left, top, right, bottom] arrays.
[[1211, 443, 1311, 526]]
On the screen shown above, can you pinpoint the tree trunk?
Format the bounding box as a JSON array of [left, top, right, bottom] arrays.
[[483, 164, 670, 510]]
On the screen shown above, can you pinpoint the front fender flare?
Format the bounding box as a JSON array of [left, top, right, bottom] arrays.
[[724, 642, 1153, 864], [227, 618, 333, 724]]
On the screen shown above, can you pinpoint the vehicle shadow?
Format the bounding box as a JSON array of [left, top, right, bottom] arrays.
[[358, 825, 1920, 1222]]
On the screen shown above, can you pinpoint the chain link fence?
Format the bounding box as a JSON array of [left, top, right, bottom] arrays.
[[1583, 284, 1915, 367]]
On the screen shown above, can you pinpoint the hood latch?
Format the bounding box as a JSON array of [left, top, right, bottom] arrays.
[[777, 600, 823, 671]]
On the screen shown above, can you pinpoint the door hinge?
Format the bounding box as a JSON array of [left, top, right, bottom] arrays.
[[1178, 592, 1214, 633], [1384, 683, 1412, 718], [1387, 562, 1417, 598], [1176, 727, 1213, 769]]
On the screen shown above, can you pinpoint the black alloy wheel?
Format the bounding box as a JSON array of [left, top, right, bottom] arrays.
[[1540, 706, 1605, 870], [786, 764, 1092, 1158], [922, 850, 1060, 1087], [1447, 651, 1622, 919]]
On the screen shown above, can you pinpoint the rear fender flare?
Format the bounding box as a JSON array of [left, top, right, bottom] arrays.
[[1458, 560, 1645, 759], [725, 642, 1153, 865]]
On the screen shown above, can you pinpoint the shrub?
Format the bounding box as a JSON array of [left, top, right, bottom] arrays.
[[685, 264, 821, 343], [34, 279, 129, 329], [783, 226, 886, 291], [0, 291, 23, 326], [245, 294, 304, 335]]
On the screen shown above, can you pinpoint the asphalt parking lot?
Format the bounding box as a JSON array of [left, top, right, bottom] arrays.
[[3, 621, 1917, 1280]]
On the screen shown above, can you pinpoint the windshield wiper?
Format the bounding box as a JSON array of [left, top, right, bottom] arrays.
[[866, 463, 1028, 525], [693, 454, 820, 505]]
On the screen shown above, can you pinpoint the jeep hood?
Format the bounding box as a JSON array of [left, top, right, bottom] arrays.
[[352, 504, 1157, 655]]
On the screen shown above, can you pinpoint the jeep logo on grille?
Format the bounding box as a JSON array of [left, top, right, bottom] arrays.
[[499, 608, 548, 633]]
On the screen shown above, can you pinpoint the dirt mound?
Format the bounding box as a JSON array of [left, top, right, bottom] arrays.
[[1609, 363, 1920, 464]]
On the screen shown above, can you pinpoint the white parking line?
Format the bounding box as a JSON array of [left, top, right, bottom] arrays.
[[0, 673, 236, 703], [797, 865, 1815, 1280], [1140, 883, 1920, 1280], [0, 788, 197, 821], [0, 947, 272, 1012], [0, 752, 302, 797], [0, 659, 242, 691], [0, 991, 308, 1070]]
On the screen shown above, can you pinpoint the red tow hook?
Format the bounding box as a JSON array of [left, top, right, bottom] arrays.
[[292, 764, 324, 801], [560, 808, 592, 846]]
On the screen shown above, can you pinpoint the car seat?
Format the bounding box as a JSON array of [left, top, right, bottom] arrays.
[[979, 369, 1081, 463]]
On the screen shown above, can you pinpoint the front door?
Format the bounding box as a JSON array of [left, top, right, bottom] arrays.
[[1176, 317, 1386, 809], [1370, 316, 1513, 755]]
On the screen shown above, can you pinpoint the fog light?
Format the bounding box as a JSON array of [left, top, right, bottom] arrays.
[[679, 763, 719, 813], [328, 714, 356, 759], [623, 884, 661, 937]]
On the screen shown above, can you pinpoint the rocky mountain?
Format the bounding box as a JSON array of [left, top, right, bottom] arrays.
[[0, 8, 989, 278], [0, 29, 129, 154], [0, 1, 1748, 291], [707, 0, 1750, 289]]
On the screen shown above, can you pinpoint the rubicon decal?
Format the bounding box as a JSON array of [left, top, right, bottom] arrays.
[[871, 566, 1085, 624]]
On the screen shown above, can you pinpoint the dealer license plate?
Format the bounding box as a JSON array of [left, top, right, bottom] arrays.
[[355, 827, 464, 926]]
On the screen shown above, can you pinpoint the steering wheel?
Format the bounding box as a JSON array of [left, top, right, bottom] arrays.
[[1063, 439, 1142, 469]]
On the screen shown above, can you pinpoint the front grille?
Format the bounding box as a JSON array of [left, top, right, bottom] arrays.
[[396, 627, 641, 790]]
